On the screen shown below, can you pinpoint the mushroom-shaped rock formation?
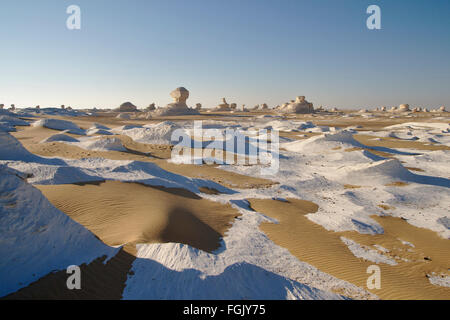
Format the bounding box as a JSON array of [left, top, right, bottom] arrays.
[[195, 103, 202, 111], [278, 96, 314, 114], [117, 102, 138, 112], [146, 103, 156, 111], [398, 104, 410, 112], [154, 87, 199, 116]]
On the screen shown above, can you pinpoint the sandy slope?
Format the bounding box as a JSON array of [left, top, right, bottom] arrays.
[[37, 181, 239, 254], [250, 198, 450, 300]]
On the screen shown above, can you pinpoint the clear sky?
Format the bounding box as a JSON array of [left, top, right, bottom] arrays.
[[1, 0, 450, 109]]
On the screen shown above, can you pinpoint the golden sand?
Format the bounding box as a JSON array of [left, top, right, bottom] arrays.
[[249, 198, 450, 300], [37, 181, 239, 254]]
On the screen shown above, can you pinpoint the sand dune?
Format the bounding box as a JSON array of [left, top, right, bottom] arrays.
[[249, 198, 450, 299], [37, 181, 239, 254]]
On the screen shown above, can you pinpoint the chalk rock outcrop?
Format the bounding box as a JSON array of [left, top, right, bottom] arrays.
[[154, 87, 199, 116], [439, 106, 446, 112], [278, 96, 314, 114], [117, 102, 138, 112], [398, 104, 410, 112], [214, 98, 231, 111], [259, 103, 269, 110]]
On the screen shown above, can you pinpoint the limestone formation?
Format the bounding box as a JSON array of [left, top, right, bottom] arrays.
[[153, 87, 199, 116], [259, 103, 269, 110], [439, 106, 446, 112], [389, 106, 398, 112], [230, 103, 237, 110], [398, 104, 410, 112], [381, 106, 386, 112], [214, 98, 231, 111], [146, 103, 156, 111], [117, 102, 138, 112], [331, 107, 338, 112], [278, 96, 314, 114]]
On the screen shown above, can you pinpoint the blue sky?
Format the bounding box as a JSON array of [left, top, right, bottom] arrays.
[[1, 0, 449, 109]]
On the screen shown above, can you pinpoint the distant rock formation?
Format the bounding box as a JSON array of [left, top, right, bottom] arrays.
[[230, 103, 237, 110], [117, 102, 138, 112], [398, 104, 410, 112], [214, 98, 231, 111], [380, 106, 386, 112], [439, 106, 446, 112], [195, 103, 202, 111], [331, 107, 339, 112], [153, 87, 199, 116], [0, 104, 3, 110], [61, 105, 65, 110], [259, 103, 269, 110], [146, 103, 156, 111], [278, 96, 314, 114]]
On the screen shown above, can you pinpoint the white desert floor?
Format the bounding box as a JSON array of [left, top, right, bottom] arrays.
[[0, 108, 449, 300]]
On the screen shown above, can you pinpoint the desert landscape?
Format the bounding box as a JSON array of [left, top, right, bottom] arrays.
[[1, 1, 449, 304], [0, 91, 449, 300]]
